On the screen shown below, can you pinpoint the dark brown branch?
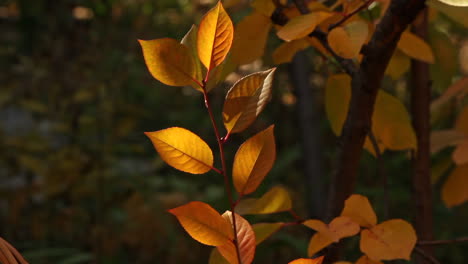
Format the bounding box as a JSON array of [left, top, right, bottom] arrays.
[[368, 131, 389, 219], [293, 0, 310, 14], [329, 0, 374, 31], [418, 237, 468, 246]]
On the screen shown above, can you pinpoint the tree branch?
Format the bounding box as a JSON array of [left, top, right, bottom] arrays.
[[418, 237, 468, 246]]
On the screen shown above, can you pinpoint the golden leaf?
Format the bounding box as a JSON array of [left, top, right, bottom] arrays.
[[181, 25, 205, 90], [340, 194, 377, 228], [273, 39, 310, 65], [442, 164, 468, 207], [304, 217, 359, 242], [277, 12, 332, 41], [385, 51, 410, 80], [397, 31, 435, 63], [307, 232, 333, 257], [218, 211, 256, 264], [453, 139, 468, 164], [355, 255, 384, 264], [328, 20, 369, 59], [289, 256, 324, 264], [236, 186, 292, 215]]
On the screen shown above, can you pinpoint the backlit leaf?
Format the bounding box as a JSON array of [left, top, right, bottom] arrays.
[[397, 31, 435, 63], [236, 186, 292, 215], [307, 233, 333, 257], [273, 39, 310, 65], [360, 219, 417, 261], [430, 130, 466, 154], [355, 255, 384, 264], [209, 248, 230, 264], [289, 256, 324, 264], [139, 38, 197, 87], [304, 217, 359, 242], [223, 68, 276, 134], [453, 140, 468, 164], [145, 127, 213, 174], [340, 194, 377, 228], [231, 12, 271, 65], [168, 201, 233, 246], [233, 125, 276, 194], [277, 12, 332, 41], [328, 20, 368, 59], [455, 106, 468, 135], [433, 0, 468, 6], [198, 1, 234, 71], [252, 223, 283, 245], [218, 211, 256, 264], [181, 25, 205, 91], [442, 164, 468, 207]]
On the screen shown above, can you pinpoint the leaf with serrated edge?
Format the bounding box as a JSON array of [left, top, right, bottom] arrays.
[[139, 38, 197, 87], [277, 12, 332, 41], [223, 68, 276, 134], [197, 1, 234, 71], [181, 25, 205, 91], [233, 125, 276, 194], [218, 211, 256, 264], [145, 127, 213, 174], [289, 256, 324, 264], [397, 31, 435, 63], [340, 194, 377, 228], [252, 223, 283, 245], [442, 164, 468, 207], [168, 201, 233, 246], [360, 219, 417, 261], [236, 186, 292, 215]]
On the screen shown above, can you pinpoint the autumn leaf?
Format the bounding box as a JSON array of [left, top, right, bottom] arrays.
[[328, 20, 368, 59], [168, 201, 233, 246], [397, 31, 435, 63], [223, 68, 276, 134], [453, 139, 468, 164], [340, 194, 377, 228], [442, 164, 468, 207], [277, 12, 332, 41], [250, 0, 276, 17], [427, 0, 468, 27], [231, 12, 271, 66], [233, 125, 276, 194], [355, 255, 384, 264], [218, 211, 256, 264], [303, 216, 360, 242], [181, 25, 205, 90], [430, 130, 466, 154], [289, 256, 324, 264], [252, 223, 283, 245], [145, 127, 214, 174], [385, 51, 410, 80], [139, 38, 197, 87], [198, 1, 234, 71], [308, 233, 333, 256], [209, 249, 230, 264], [273, 39, 310, 65], [236, 186, 292, 215], [360, 219, 417, 261]]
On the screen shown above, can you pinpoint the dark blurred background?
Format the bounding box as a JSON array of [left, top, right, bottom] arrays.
[[0, 0, 467, 263]]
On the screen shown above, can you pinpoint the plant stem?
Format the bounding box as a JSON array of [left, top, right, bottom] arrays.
[[203, 90, 243, 264]]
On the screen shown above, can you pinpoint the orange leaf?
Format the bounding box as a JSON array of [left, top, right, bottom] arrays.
[[308, 233, 333, 256], [397, 31, 435, 63], [442, 164, 468, 207], [355, 255, 384, 264], [233, 125, 276, 194], [181, 25, 205, 90], [340, 194, 377, 228], [453, 139, 468, 165], [197, 1, 234, 71], [304, 217, 359, 242], [223, 68, 276, 134], [168, 201, 233, 246], [385, 51, 410, 80], [360, 219, 417, 261], [218, 211, 256, 264], [273, 39, 310, 65], [277, 12, 332, 41], [250, 0, 276, 17], [252, 223, 283, 245], [231, 12, 271, 65], [289, 256, 324, 264], [328, 20, 368, 59], [139, 38, 197, 87], [430, 130, 466, 154], [236, 186, 292, 215], [456, 105, 468, 135], [145, 127, 214, 174]]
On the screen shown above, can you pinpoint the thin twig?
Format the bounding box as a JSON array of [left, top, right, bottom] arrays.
[[418, 237, 468, 246], [329, 0, 375, 31], [368, 131, 389, 219], [413, 247, 441, 264]]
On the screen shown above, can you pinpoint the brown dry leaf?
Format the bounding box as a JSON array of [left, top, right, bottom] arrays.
[[453, 139, 468, 164]]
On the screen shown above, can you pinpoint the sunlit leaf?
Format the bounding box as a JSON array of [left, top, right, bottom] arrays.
[[430, 130, 466, 154], [139, 38, 197, 87], [209, 248, 230, 264], [231, 12, 271, 65], [252, 223, 283, 245], [307, 232, 333, 257], [223, 68, 276, 134], [355, 255, 384, 264], [218, 211, 256, 264], [442, 164, 468, 207], [385, 51, 410, 80], [340, 194, 377, 228], [397, 31, 435, 63], [168, 201, 233, 246], [273, 39, 310, 65], [328, 20, 368, 59], [277, 12, 332, 41], [181, 25, 205, 90], [233, 125, 276, 194], [433, 0, 468, 6], [360, 219, 417, 261], [289, 256, 324, 264], [145, 127, 213, 174], [455, 106, 468, 135], [453, 139, 468, 164], [236, 186, 292, 215], [198, 1, 234, 71]]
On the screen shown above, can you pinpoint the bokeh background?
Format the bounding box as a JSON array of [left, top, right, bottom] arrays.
[[1, 0, 467, 263]]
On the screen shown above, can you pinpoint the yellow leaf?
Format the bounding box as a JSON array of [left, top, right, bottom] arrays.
[[223, 68, 276, 134], [453, 139, 468, 165], [442, 164, 468, 207], [355, 255, 384, 264], [428, 0, 468, 27], [277, 12, 332, 41], [231, 12, 271, 65], [456, 105, 468, 135], [397, 31, 435, 63], [289, 256, 324, 264], [168, 201, 234, 246], [340, 194, 377, 228], [307, 232, 333, 257], [385, 51, 410, 80], [233, 125, 276, 194], [250, 0, 276, 17], [198, 1, 234, 71], [218, 211, 256, 264], [181, 25, 205, 90], [138, 38, 197, 87], [145, 127, 214, 174], [236, 186, 292, 215], [325, 74, 351, 136], [328, 21, 368, 59], [360, 219, 417, 261], [432, 0, 468, 6], [430, 129, 466, 154], [273, 39, 310, 65], [304, 217, 360, 242], [209, 248, 230, 264], [252, 223, 283, 245]]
